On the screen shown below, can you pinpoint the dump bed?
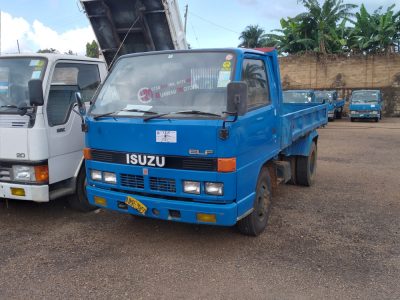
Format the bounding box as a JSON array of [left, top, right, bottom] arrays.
[[80, 0, 187, 66], [280, 103, 328, 149]]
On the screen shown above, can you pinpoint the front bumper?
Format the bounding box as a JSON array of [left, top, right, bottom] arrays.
[[0, 182, 49, 202], [87, 185, 238, 226], [351, 113, 378, 119]]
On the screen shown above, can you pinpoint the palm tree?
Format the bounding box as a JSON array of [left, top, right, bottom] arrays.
[[238, 25, 267, 48], [297, 0, 357, 54]]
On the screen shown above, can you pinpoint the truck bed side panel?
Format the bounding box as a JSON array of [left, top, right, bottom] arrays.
[[280, 103, 328, 150]]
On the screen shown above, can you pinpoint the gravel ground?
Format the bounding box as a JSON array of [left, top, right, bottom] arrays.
[[0, 118, 399, 300]]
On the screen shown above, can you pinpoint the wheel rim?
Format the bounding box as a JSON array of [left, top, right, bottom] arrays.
[[256, 182, 270, 222]]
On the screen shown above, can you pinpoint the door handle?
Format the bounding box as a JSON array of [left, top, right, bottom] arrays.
[[57, 128, 66, 133]]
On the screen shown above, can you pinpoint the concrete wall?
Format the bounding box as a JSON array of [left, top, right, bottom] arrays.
[[279, 54, 400, 116]]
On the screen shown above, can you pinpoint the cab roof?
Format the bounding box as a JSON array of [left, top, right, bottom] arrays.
[[0, 53, 105, 64]]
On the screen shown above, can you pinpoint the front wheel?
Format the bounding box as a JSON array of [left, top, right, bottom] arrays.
[[296, 142, 317, 186], [68, 167, 96, 212], [237, 168, 272, 236], [350, 117, 355, 122]]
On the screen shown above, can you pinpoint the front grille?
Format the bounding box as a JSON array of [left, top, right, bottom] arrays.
[[182, 158, 216, 171], [149, 177, 176, 193], [0, 167, 11, 181], [120, 174, 144, 189]]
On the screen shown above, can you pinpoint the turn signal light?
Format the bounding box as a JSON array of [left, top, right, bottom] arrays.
[[217, 158, 236, 172], [34, 165, 49, 183], [83, 148, 92, 160], [94, 196, 107, 207], [197, 213, 217, 223], [10, 188, 26, 197]]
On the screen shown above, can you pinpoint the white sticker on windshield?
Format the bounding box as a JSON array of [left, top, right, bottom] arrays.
[[217, 70, 231, 88], [31, 70, 41, 79], [29, 60, 40, 67], [156, 130, 177, 143]]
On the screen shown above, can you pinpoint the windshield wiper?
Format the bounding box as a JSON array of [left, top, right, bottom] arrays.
[[0, 105, 33, 116], [143, 110, 221, 122], [93, 108, 158, 120]]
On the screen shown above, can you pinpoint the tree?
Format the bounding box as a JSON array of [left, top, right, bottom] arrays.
[[64, 50, 76, 55], [37, 48, 59, 54], [296, 0, 357, 54], [349, 4, 400, 54], [238, 25, 267, 48], [86, 40, 99, 58]]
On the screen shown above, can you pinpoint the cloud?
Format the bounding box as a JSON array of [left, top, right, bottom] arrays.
[[1, 11, 95, 55]]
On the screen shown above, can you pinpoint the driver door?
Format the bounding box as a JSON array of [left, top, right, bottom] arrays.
[[46, 61, 101, 184]]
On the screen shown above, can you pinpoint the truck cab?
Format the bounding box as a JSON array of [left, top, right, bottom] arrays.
[[349, 90, 383, 122], [82, 48, 327, 236], [0, 54, 107, 209], [315, 90, 345, 121]]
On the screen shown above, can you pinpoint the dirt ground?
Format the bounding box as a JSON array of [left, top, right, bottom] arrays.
[[0, 118, 399, 300]]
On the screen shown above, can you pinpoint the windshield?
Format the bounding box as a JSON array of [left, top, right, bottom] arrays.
[[315, 91, 333, 103], [0, 57, 47, 112], [283, 91, 313, 103], [351, 91, 379, 103], [90, 52, 235, 118]]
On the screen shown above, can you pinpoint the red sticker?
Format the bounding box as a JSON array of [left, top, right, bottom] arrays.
[[225, 54, 233, 61], [138, 88, 153, 103]]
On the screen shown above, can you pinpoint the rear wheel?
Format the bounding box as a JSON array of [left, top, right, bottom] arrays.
[[68, 167, 96, 212], [296, 142, 317, 186], [336, 109, 343, 119], [237, 168, 272, 236]]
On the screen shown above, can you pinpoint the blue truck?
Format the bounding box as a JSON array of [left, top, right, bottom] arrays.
[[283, 90, 317, 104], [78, 48, 328, 236], [315, 90, 345, 121], [349, 90, 383, 122]]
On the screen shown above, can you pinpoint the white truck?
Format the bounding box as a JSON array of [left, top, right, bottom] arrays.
[[0, 54, 107, 210], [0, 0, 187, 209]]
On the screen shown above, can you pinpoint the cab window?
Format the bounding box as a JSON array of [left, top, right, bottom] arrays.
[[47, 63, 100, 126], [242, 59, 270, 109]]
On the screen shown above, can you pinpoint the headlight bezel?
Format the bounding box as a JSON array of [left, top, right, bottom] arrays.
[[183, 180, 201, 195], [205, 182, 224, 196], [12, 165, 35, 182]]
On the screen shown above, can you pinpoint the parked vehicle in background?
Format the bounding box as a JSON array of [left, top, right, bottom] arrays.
[[0, 54, 107, 210], [80, 48, 328, 236], [283, 90, 317, 104], [315, 90, 345, 121], [349, 90, 383, 122]]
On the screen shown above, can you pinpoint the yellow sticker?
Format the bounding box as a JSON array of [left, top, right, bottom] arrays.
[[222, 61, 231, 70]]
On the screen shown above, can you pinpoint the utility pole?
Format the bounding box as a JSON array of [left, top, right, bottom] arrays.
[[184, 4, 188, 35], [17, 40, 20, 54]]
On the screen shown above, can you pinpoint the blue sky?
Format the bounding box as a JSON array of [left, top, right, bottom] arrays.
[[0, 0, 397, 54]]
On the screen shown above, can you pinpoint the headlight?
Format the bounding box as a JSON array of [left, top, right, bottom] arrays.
[[103, 172, 117, 184], [205, 182, 224, 196], [351, 111, 356, 114], [12, 165, 35, 181], [90, 169, 102, 181], [183, 181, 200, 194]]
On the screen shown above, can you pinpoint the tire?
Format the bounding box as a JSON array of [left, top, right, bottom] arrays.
[[296, 142, 317, 186], [350, 118, 355, 122], [336, 109, 343, 119], [68, 166, 96, 212], [237, 168, 272, 236], [375, 117, 379, 122]]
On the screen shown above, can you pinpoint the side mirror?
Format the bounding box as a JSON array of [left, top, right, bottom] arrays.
[[227, 82, 248, 116], [75, 92, 86, 116], [28, 79, 44, 106]]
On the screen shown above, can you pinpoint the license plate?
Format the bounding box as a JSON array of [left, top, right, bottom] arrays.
[[125, 196, 147, 215]]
